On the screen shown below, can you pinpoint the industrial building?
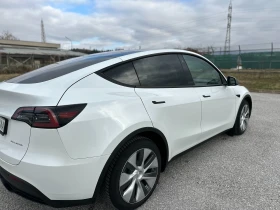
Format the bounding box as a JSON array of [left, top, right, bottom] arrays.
[[0, 40, 84, 70]]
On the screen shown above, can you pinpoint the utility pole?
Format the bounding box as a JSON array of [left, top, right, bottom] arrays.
[[237, 45, 242, 71], [224, 0, 232, 54], [65, 36, 72, 50], [41, 19, 46, 43]]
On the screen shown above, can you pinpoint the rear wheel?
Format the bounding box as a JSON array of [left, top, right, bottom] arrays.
[[228, 100, 250, 135], [105, 136, 161, 210]]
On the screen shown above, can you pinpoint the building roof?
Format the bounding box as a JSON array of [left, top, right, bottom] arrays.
[[0, 45, 84, 57], [0, 40, 60, 48]]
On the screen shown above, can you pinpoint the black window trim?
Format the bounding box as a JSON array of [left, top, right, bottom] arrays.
[[96, 52, 227, 89]]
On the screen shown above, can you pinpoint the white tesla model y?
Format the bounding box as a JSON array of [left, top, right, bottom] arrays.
[[0, 49, 252, 210]]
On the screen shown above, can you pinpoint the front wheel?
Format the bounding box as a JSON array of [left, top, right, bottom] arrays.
[[228, 100, 250, 135], [106, 136, 161, 210]]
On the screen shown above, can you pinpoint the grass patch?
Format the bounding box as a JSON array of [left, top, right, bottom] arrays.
[[0, 74, 20, 82], [222, 70, 280, 93]]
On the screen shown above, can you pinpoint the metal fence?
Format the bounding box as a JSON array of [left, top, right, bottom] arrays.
[[196, 43, 280, 70]]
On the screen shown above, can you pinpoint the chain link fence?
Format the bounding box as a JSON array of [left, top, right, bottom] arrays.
[[196, 43, 280, 70]]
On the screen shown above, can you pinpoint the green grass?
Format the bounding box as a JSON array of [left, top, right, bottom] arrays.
[[0, 74, 20, 82], [222, 70, 280, 93]]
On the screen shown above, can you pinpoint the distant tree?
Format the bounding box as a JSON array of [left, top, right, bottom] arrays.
[[0, 30, 19, 40], [185, 47, 202, 55], [184, 46, 218, 55], [72, 48, 112, 54], [115, 48, 124, 51]]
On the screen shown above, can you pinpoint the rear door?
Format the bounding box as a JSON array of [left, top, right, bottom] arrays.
[[182, 54, 236, 138], [132, 54, 202, 157]]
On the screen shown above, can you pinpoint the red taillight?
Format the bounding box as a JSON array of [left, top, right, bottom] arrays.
[[11, 104, 86, 128], [33, 107, 60, 128]]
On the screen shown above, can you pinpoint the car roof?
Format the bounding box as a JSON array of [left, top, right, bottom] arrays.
[[117, 49, 198, 61], [79, 49, 206, 68], [74, 49, 202, 65], [6, 49, 216, 86]]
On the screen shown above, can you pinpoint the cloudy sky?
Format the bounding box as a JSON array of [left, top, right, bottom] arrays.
[[1, 0, 279, 50]]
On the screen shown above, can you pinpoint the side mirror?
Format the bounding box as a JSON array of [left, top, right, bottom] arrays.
[[227, 76, 238, 86]]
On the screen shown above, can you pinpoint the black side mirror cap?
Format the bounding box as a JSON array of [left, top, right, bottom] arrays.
[[227, 76, 238, 86]]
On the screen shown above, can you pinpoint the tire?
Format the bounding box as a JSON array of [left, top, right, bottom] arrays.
[[228, 100, 250, 136], [105, 136, 161, 210]]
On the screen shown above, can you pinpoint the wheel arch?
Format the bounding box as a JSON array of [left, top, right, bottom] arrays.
[[91, 127, 169, 201], [242, 94, 252, 116]]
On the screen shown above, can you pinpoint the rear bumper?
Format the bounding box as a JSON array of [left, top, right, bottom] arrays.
[[0, 166, 91, 208], [0, 153, 109, 208], [0, 128, 110, 207]]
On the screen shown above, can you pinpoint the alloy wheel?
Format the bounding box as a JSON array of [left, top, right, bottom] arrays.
[[119, 148, 159, 204], [240, 104, 250, 132]]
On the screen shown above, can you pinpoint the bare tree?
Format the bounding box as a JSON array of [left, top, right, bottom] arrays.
[[0, 30, 19, 40], [185, 47, 202, 55]]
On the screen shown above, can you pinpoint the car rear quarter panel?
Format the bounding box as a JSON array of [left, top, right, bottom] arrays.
[[57, 73, 153, 159]]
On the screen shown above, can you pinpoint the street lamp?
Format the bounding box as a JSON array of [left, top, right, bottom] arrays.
[[65, 36, 72, 50]]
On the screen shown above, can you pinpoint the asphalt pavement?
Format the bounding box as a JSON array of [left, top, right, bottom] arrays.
[[1, 93, 280, 210]]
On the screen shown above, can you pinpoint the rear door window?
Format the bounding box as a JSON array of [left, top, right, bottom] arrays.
[[103, 62, 140, 86], [133, 54, 191, 87]]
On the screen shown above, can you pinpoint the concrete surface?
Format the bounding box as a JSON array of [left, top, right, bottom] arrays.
[[1, 93, 280, 210]]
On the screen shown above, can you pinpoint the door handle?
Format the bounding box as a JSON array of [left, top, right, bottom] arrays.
[[152, 101, 165, 104], [203, 95, 211, 98]]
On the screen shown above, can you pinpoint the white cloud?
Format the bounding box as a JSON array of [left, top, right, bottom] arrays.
[[0, 0, 279, 50]]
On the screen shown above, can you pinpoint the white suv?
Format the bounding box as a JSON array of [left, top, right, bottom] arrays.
[[0, 49, 251, 210]]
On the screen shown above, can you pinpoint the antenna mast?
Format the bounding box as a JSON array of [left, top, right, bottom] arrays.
[[224, 0, 232, 54], [41, 19, 46, 43]]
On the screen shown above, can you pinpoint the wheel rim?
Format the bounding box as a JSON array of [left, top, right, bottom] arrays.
[[240, 104, 250, 132], [119, 148, 159, 204]]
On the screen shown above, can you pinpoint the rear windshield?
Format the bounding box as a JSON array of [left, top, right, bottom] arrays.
[[7, 50, 140, 84]]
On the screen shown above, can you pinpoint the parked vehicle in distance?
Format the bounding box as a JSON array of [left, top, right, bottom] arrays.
[[0, 49, 252, 210]]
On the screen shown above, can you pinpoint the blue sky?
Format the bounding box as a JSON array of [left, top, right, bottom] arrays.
[[47, 0, 94, 15], [48, 0, 194, 15]]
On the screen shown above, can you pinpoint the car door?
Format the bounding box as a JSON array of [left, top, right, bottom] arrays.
[[133, 54, 202, 158], [182, 54, 236, 138]]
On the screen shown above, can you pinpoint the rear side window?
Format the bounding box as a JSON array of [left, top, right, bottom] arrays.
[[133, 54, 188, 87], [183, 55, 222, 86], [7, 51, 141, 84], [103, 62, 140, 86]]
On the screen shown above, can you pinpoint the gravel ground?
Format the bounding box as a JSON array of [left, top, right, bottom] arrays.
[[1, 92, 280, 210]]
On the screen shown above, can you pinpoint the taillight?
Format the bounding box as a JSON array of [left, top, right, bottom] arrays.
[[11, 104, 86, 128]]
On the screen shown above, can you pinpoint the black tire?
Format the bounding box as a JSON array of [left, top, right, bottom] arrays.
[[228, 100, 250, 136], [105, 136, 161, 210]]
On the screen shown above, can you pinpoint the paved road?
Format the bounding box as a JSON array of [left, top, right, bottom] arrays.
[[1, 93, 280, 210]]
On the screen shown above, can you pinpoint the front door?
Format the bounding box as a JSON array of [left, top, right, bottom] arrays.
[[182, 54, 236, 138]]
